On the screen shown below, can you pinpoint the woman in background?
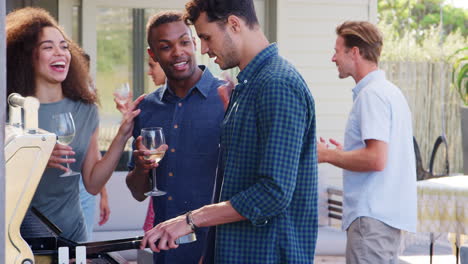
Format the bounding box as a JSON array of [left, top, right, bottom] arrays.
[[6, 7, 142, 242]]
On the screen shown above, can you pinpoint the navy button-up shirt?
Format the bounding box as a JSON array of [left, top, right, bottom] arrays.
[[130, 66, 224, 264]]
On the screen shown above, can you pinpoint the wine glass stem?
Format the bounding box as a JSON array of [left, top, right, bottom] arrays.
[[152, 168, 158, 191], [65, 154, 71, 172]]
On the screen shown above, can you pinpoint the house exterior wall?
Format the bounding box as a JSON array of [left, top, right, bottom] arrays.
[[276, 0, 377, 188], [79, 0, 377, 187], [9, 0, 378, 189]]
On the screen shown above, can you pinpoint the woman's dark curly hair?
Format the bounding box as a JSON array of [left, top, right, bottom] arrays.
[[6, 7, 97, 104]]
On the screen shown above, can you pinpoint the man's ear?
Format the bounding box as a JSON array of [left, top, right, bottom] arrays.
[[227, 15, 242, 33], [351, 46, 360, 59], [147, 48, 158, 62]]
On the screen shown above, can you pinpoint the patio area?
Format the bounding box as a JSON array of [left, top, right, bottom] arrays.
[[315, 174, 468, 264]]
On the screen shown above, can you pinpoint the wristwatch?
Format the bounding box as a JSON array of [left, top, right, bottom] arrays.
[[185, 211, 199, 231]]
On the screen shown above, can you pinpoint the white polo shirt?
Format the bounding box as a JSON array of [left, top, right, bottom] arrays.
[[342, 70, 417, 233]]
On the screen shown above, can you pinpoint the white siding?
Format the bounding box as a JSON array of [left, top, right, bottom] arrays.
[[277, 0, 377, 188]]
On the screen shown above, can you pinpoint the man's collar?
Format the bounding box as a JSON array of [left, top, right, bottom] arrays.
[[193, 65, 214, 98], [236, 43, 277, 91], [158, 65, 214, 100], [352, 69, 385, 100]]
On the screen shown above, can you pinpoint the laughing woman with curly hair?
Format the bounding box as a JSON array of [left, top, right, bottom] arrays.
[[6, 7, 142, 242]]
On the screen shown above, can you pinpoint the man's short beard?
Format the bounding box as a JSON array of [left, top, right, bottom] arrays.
[[219, 32, 239, 70]]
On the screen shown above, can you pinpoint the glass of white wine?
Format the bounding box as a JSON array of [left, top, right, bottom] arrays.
[[141, 127, 167, 196], [114, 82, 131, 105], [52, 112, 80, 177]]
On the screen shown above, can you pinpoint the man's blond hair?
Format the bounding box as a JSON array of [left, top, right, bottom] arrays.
[[336, 21, 383, 64]]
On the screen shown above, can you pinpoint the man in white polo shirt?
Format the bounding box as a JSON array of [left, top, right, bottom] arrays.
[[318, 21, 416, 263]]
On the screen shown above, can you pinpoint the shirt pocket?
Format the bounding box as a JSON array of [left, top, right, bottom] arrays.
[[190, 119, 221, 155]]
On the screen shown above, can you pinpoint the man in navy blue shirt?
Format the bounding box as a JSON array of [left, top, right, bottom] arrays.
[[125, 10, 225, 264]]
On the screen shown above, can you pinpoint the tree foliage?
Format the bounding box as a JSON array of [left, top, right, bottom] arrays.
[[378, 0, 468, 61], [378, 0, 467, 40]]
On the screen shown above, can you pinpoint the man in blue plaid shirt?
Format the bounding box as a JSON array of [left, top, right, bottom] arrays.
[[140, 1, 319, 263]]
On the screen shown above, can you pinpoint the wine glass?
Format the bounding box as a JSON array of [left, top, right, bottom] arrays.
[[141, 127, 167, 196], [52, 112, 80, 177], [114, 82, 131, 105]]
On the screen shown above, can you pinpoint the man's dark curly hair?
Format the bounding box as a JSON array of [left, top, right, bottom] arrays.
[[146, 11, 188, 50], [184, 0, 259, 29]]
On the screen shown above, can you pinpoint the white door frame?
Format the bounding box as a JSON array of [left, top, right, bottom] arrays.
[[81, 0, 189, 78]]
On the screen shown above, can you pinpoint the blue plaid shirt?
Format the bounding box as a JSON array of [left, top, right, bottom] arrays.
[[215, 44, 318, 263], [130, 66, 225, 264]]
